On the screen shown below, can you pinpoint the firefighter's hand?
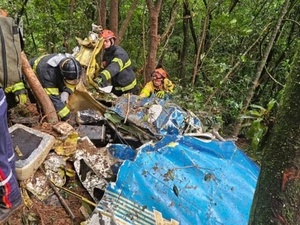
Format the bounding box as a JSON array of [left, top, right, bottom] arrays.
[[5, 82, 28, 104], [156, 90, 165, 98], [93, 77, 103, 87], [60, 91, 69, 103], [164, 78, 175, 93], [15, 94, 28, 105], [101, 61, 107, 69]]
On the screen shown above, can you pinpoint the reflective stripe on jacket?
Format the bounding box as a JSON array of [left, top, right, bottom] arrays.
[[99, 45, 136, 95]]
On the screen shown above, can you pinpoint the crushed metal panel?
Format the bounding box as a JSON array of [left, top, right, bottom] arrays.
[[109, 95, 203, 136], [76, 125, 106, 143], [73, 137, 119, 202], [87, 135, 259, 225]]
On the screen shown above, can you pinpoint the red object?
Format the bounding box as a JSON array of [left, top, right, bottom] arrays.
[[100, 29, 116, 40]]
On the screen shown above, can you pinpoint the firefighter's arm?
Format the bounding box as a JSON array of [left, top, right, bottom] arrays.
[[4, 81, 28, 104], [163, 78, 175, 93], [94, 50, 128, 86], [48, 93, 70, 121], [140, 82, 153, 98]]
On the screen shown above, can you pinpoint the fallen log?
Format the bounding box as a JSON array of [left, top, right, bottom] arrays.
[[21, 51, 58, 123]]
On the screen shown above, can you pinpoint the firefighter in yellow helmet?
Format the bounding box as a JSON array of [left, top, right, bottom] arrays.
[[140, 68, 175, 99]]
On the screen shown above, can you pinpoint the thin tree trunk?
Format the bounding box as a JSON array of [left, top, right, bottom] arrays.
[[142, 3, 147, 83], [97, 0, 106, 27], [233, 0, 290, 137], [118, 0, 139, 44], [21, 52, 58, 123], [145, 0, 163, 81], [109, 0, 119, 37], [158, 1, 179, 65], [191, 7, 209, 85], [249, 13, 300, 225], [160, 1, 179, 42], [179, 0, 190, 79], [203, 26, 269, 107]]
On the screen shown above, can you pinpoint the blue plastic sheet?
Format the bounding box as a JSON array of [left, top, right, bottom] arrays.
[[97, 135, 260, 225]]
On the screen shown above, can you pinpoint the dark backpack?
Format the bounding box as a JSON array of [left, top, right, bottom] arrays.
[[0, 16, 22, 88]]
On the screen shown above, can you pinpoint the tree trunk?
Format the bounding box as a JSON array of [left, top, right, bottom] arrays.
[[109, 0, 119, 38], [21, 52, 58, 123], [192, 7, 210, 85], [145, 0, 163, 82], [249, 24, 300, 224], [97, 0, 106, 27], [157, 1, 179, 66], [232, 0, 290, 137], [179, 0, 190, 79]]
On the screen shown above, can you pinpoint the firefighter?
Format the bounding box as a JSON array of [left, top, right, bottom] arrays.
[[1, 9, 28, 108], [29, 54, 82, 120], [140, 68, 175, 99], [93, 29, 138, 96]]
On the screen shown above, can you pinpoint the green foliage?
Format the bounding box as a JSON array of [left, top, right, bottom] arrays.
[[242, 99, 276, 153], [3, 0, 295, 160]]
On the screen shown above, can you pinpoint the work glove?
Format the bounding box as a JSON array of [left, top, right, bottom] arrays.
[[93, 77, 104, 87], [15, 94, 28, 104], [5, 82, 28, 105], [163, 78, 175, 93], [156, 90, 165, 99], [60, 91, 69, 104]]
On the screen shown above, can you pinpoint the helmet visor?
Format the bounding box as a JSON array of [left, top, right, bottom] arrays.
[[151, 72, 163, 80]]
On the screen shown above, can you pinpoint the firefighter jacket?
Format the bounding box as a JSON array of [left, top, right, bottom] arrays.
[[98, 45, 137, 96], [29, 54, 72, 120], [140, 78, 175, 98]]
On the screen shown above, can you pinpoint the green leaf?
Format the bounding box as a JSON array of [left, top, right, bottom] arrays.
[[230, 19, 237, 24]]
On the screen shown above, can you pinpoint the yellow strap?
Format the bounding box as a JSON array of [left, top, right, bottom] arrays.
[[33, 55, 48, 74], [115, 79, 137, 92], [58, 105, 70, 118], [44, 87, 60, 95]]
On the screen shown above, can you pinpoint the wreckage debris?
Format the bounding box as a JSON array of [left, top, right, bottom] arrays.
[[9, 124, 55, 180]]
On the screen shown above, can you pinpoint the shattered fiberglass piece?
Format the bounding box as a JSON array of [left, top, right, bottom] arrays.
[[109, 95, 203, 136], [88, 135, 259, 225]]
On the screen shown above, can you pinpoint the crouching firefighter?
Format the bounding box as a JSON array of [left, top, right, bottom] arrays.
[[29, 54, 82, 120], [93, 29, 138, 96], [140, 68, 175, 99]]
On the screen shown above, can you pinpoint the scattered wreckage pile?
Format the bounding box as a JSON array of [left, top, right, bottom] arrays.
[[8, 86, 260, 225]]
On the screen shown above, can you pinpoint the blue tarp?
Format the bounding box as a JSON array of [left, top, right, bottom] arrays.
[[96, 135, 260, 225]]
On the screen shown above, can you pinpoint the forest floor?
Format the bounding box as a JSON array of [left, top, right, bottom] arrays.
[[6, 176, 94, 225]]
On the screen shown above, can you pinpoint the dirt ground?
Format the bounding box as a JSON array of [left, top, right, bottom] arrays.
[[6, 171, 95, 225]]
